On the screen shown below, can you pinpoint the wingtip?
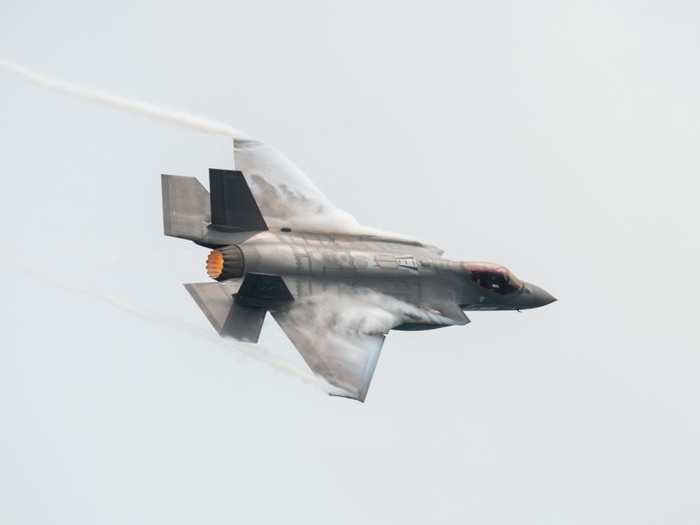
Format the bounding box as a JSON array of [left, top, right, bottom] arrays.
[[329, 393, 366, 403], [328, 388, 367, 403]]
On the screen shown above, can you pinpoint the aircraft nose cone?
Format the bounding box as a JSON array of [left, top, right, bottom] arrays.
[[522, 283, 557, 308]]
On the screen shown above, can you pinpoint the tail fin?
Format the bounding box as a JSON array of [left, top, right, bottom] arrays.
[[162, 170, 268, 242], [209, 169, 268, 232], [161, 175, 210, 241], [184, 281, 266, 343]]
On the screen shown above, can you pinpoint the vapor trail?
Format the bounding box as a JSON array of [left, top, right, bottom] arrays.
[[0, 58, 252, 140], [21, 267, 328, 393]]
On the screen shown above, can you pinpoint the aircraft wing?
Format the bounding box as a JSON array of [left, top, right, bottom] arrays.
[[234, 139, 361, 234], [269, 279, 467, 401], [234, 139, 415, 242], [270, 290, 390, 402]]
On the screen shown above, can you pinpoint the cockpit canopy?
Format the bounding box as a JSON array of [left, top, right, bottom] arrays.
[[464, 262, 524, 295]]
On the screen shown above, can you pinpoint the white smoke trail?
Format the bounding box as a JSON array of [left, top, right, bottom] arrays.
[[0, 58, 252, 140], [21, 267, 328, 392]]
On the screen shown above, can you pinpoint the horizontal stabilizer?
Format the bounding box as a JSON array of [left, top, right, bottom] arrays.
[[161, 175, 210, 241], [184, 281, 265, 343]]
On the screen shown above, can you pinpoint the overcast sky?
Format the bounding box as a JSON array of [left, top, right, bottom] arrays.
[[2, 1, 699, 523]]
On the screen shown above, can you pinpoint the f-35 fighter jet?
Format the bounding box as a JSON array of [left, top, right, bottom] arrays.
[[162, 140, 556, 401]]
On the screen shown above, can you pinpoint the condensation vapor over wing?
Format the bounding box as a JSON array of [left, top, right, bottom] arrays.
[[234, 139, 365, 234]]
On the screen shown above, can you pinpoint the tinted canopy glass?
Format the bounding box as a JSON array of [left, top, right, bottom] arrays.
[[466, 263, 523, 295]]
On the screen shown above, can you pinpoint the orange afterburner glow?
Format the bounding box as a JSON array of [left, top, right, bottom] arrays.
[[206, 249, 225, 280]]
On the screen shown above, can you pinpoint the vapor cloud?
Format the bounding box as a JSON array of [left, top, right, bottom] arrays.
[[22, 268, 328, 393], [0, 58, 252, 140], [271, 287, 461, 399], [283, 287, 459, 337]]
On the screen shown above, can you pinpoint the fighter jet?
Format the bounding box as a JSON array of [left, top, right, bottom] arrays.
[[162, 139, 556, 401]]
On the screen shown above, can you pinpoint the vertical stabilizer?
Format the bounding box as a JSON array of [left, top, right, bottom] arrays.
[[209, 169, 268, 232]]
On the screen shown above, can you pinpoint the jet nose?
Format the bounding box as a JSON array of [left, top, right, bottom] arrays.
[[522, 283, 557, 308]]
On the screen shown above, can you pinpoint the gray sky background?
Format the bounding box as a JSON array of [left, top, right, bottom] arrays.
[[1, 1, 699, 523]]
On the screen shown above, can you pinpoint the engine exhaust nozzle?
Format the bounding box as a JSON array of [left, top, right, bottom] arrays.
[[206, 245, 244, 281]]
